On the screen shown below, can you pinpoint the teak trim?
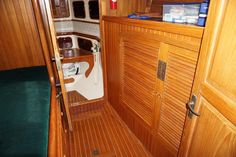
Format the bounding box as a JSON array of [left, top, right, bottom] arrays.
[[102, 16, 204, 38]]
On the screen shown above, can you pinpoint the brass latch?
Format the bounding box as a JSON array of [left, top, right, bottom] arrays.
[[157, 60, 167, 81]]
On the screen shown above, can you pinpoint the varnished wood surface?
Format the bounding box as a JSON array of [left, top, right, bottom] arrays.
[[60, 48, 94, 77], [0, 0, 45, 70], [103, 16, 204, 39], [69, 104, 152, 157], [179, 0, 236, 156], [117, 0, 147, 16], [188, 99, 236, 157], [103, 16, 203, 156]]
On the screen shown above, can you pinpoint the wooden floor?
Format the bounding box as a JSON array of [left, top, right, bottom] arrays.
[[69, 104, 152, 157], [68, 91, 88, 106]]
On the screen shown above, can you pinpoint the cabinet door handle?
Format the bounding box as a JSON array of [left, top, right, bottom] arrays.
[[187, 95, 200, 118]]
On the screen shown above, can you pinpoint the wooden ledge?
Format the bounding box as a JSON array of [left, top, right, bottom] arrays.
[[102, 16, 204, 38], [60, 48, 94, 77], [56, 32, 100, 42]]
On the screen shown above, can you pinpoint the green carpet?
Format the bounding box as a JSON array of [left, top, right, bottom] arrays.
[[0, 66, 50, 157]]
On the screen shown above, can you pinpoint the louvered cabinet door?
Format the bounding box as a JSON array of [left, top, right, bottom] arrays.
[[120, 34, 160, 127], [156, 44, 199, 154], [157, 44, 198, 154]]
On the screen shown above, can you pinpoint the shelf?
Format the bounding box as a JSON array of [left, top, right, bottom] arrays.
[[103, 16, 204, 38], [60, 48, 94, 77]]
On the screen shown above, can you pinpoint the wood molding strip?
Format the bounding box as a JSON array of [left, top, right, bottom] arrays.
[[57, 31, 100, 41], [103, 16, 204, 38]]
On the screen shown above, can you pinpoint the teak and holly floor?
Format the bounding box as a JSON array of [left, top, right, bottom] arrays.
[[69, 103, 152, 157]]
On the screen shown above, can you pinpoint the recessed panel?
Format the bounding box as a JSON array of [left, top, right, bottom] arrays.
[[208, 3, 236, 99]]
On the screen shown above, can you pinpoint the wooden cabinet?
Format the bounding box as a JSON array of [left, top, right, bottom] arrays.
[[103, 17, 204, 156]]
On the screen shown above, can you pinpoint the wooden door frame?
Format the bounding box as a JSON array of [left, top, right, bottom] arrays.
[[40, 0, 73, 131]]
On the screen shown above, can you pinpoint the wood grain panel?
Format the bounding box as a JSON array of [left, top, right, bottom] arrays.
[[103, 21, 121, 112], [0, 0, 45, 70], [69, 104, 152, 157], [117, 0, 147, 16], [189, 98, 236, 157], [158, 45, 198, 152], [103, 16, 204, 39]]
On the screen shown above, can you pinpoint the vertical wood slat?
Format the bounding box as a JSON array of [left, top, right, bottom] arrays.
[[0, 0, 45, 70]]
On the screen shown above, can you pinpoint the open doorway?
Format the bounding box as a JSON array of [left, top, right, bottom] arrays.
[[50, 0, 104, 107]]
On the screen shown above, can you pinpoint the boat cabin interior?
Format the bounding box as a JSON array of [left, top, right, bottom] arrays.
[[0, 0, 235, 156]]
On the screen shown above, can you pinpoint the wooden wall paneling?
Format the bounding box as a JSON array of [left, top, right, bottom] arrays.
[[103, 21, 121, 112], [0, 0, 45, 71], [101, 0, 147, 16], [117, 0, 147, 16]]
